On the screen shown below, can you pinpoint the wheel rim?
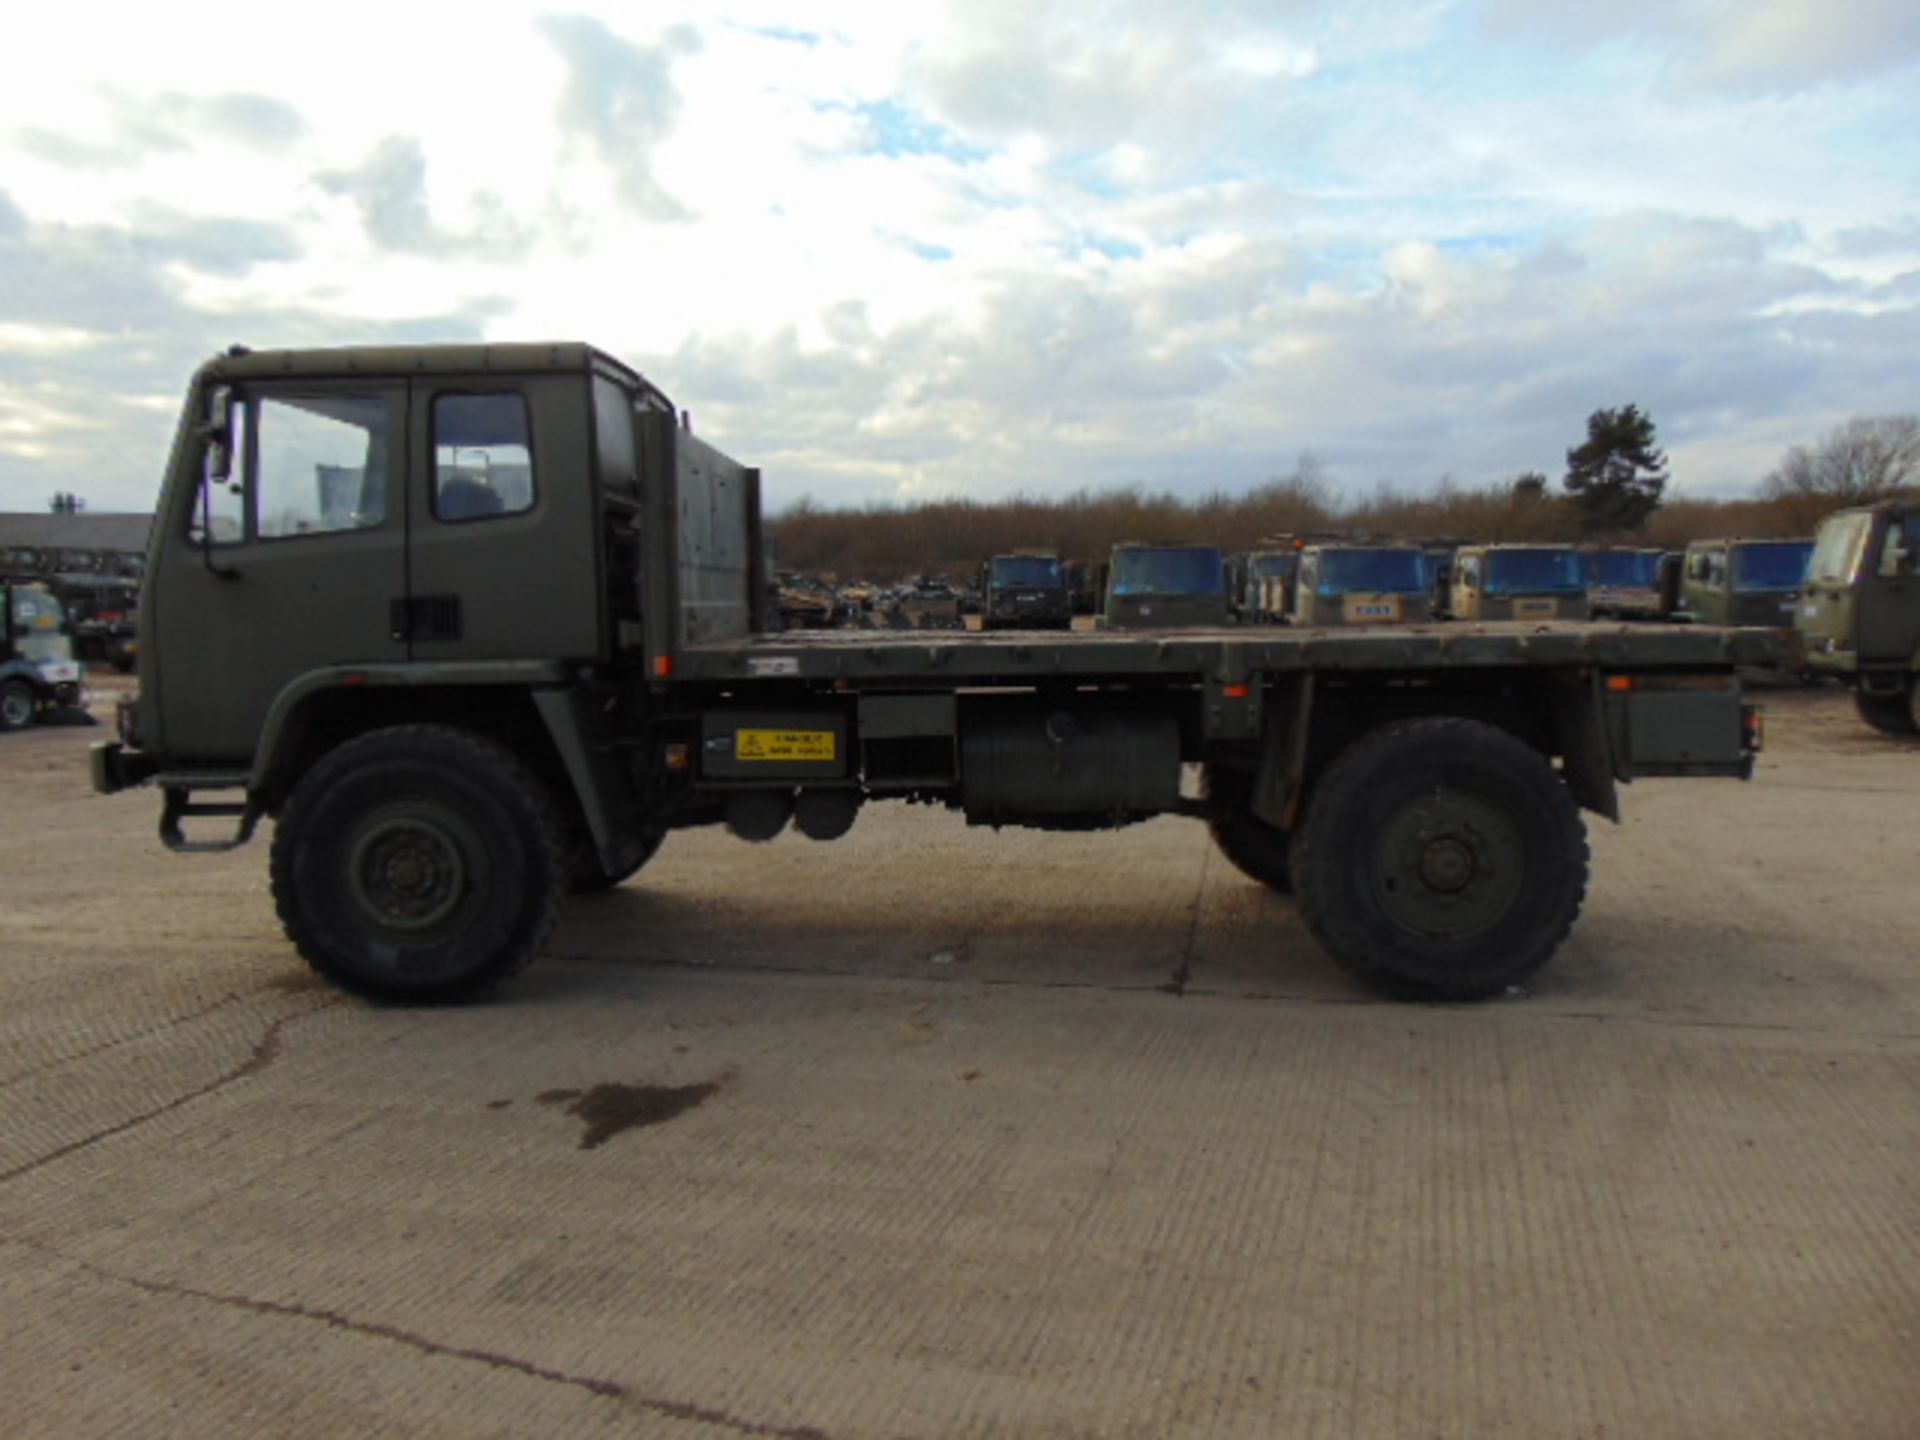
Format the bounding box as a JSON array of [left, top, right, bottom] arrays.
[[344, 802, 477, 933], [1372, 787, 1525, 941], [1, 688, 31, 728]]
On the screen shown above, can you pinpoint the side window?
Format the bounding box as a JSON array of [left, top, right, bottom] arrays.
[[434, 393, 534, 521], [257, 395, 390, 539]]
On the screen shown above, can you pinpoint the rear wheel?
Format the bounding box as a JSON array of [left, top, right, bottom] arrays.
[[0, 680, 36, 732], [1201, 763, 1291, 894], [271, 725, 566, 1003], [1854, 679, 1918, 736], [1290, 717, 1588, 1001]]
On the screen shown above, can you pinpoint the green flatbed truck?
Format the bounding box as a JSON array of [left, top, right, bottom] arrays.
[[95, 343, 1789, 1004]]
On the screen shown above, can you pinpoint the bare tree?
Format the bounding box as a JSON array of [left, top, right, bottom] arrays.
[[1763, 415, 1920, 529]]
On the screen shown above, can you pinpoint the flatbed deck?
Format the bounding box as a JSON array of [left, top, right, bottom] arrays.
[[678, 621, 1793, 685]]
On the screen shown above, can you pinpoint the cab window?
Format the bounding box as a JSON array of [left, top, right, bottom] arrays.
[[434, 393, 535, 521], [256, 395, 390, 539]]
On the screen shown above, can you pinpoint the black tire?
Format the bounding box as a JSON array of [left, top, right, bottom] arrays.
[[1289, 717, 1589, 1001], [1201, 763, 1291, 894], [0, 679, 36, 732], [270, 725, 566, 1003], [568, 830, 664, 894], [1854, 681, 1918, 737]]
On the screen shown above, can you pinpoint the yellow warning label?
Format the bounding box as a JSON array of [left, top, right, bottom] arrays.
[[736, 728, 837, 762]]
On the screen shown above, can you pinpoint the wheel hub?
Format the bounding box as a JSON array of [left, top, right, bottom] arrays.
[[347, 809, 469, 932], [1373, 788, 1524, 941]]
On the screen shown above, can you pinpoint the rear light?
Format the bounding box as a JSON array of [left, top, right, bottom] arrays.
[[1741, 704, 1764, 753]]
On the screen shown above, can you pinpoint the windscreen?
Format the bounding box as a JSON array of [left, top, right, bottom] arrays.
[[1111, 546, 1225, 596], [1589, 551, 1660, 587], [1317, 548, 1425, 593], [1733, 541, 1812, 591], [1484, 548, 1586, 594], [992, 555, 1064, 588], [1807, 514, 1871, 585]]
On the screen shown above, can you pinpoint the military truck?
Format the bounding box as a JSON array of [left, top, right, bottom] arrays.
[[1, 579, 85, 730], [1449, 545, 1589, 621], [1102, 542, 1231, 629], [1585, 548, 1668, 621], [1794, 501, 1920, 735], [978, 551, 1073, 630], [1229, 545, 1303, 624], [1291, 544, 1432, 627], [93, 343, 1787, 1006], [1677, 538, 1812, 627]]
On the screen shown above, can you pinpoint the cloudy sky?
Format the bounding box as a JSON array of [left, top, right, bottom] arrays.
[[2, 0, 1917, 515]]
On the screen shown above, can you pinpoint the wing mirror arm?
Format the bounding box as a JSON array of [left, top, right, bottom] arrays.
[[196, 386, 241, 581]]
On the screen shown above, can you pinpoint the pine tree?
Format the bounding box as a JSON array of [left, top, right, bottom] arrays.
[[1563, 405, 1667, 534]]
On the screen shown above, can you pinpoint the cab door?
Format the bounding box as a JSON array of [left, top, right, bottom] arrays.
[[153, 381, 408, 761], [403, 374, 600, 663], [1858, 510, 1920, 665]]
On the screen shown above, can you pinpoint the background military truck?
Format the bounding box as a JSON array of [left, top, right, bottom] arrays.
[[978, 551, 1073, 630], [1291, 544, 1432, 627], [1229, 545, 1303, 624], [1, 579, 85, 730], [1449, 545, 1589, 621], [1795, 500, 1920, 735], [1677, 538, 1813, 627], [95, 343, 1784, 1007], [1585, 548, 1668, 621], [1101, 542, 1231, 629]]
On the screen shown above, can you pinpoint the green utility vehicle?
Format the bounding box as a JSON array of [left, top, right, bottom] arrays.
[[979, 552, 1073, 630], [1585, 548, 1668, 621], [1101, 542, 1231, 629], [1291, 545, 1433, 627], [1, 580, 85, 730], [1677, 538, 1812, 626], [1449, 545, 1590, 622], [95, 344, 1787, 1005], [1795, 501, 1920, 735]]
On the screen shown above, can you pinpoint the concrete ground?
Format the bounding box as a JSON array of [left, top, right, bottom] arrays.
[[1, 678, 1914, 1438]]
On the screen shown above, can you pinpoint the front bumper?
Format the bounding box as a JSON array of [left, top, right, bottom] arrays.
[[90, 741, 160, 795]]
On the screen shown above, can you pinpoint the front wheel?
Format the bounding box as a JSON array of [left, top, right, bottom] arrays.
[[0, 679, 36, 732], [1290, 717, 1589, 1001], [270, 725, 566, 1003], [1854, 679, 1918, 737]]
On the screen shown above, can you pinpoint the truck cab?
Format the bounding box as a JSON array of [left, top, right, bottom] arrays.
[[1101, 542, 1230, 629], [1585, 547, 1667, 620], [1795, 502, 1920, 734], [1291, 545, 1431, 626], [1677, 539, 1812, 627], [1, 580, 84, 730], [1449, 545, 1588, 622], [979, 552, 1072, 630], [1231, 546, 1302, 624]]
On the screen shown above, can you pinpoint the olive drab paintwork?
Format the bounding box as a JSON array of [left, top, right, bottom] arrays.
[[1448, 545, 1589, 622], [94, 340, 1794, 1006], [1290, 544, 1433, 627], [1677, 538, 1813, 628], [1795, 501, 1920, 727], [138, 344, 666, 762]]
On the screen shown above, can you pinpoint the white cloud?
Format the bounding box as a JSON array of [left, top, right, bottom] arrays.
[[0, 1, 1914, 514]]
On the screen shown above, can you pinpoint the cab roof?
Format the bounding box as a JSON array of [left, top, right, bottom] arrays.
[[196, 342, 667, 407]]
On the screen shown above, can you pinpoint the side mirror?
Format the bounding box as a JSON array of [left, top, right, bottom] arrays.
[[200, 384, 234, 479]]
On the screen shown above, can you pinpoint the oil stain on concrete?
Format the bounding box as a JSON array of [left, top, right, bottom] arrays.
[[536, 1076, 728, 1150]]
